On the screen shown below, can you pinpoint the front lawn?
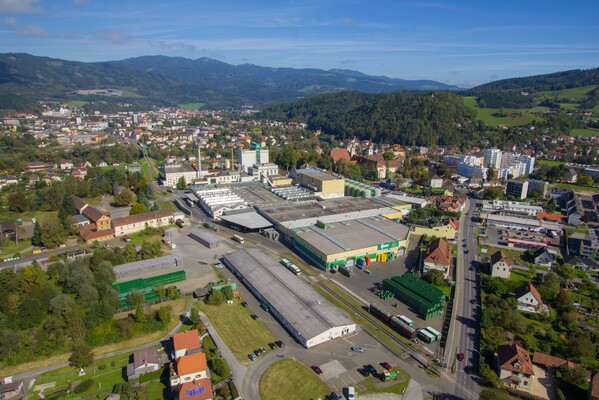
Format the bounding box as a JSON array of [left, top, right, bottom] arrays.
[[197, 299, 276, 361], [259, 359, 330, 400]]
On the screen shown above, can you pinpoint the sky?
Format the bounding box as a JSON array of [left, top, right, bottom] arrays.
[[0, 0, 598, 87]]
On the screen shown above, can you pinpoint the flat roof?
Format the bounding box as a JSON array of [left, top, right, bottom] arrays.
[[220, 211, 273, 230], [293, 216, 410, 255], [299, 170, 341, 181], [164, 165, 196, 173], [223, 248, 354, 341], [480, 213, 540, 227]]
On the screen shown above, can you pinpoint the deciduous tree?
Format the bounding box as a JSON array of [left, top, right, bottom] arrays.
[[69, 341, 93, 370], [129, 202, 147, 215]]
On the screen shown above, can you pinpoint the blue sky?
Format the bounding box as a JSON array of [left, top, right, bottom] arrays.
[[1, 0, 598, 87]]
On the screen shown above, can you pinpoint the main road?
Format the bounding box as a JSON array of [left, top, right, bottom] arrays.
[[444, 197, 482, 400]]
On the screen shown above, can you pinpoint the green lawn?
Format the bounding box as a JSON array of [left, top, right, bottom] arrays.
[[0, 238, 33, 259], [259, 359, 330, 400], [570, 128, 599, 137], [120, 90, 144, 98], [556, 183, 599, 194], [463, 96, 477, 107], [67, 100, 88, 107], [356, 368, 410, 395], [537, 159, 565, 167], [147, 380, 168, 400], [158, 201, 176, 211], [560, 103, 579, 110], [462, 97, 541, 127], [29, 352, 130, 399], [510, 269, 534, 284], [539, 85, 597, 100], [197, 299, 276, 361], [178, 102, 206, 110]]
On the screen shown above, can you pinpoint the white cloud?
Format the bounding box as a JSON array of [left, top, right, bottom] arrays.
[[95, 31, 130, 44], [3, 16, 15, 25], [0, 0, 42, 14], [18, 25, 45, 37]]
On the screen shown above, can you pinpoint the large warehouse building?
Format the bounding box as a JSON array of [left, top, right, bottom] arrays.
[[222, 248, 357, 348], [297, 170, 345, 199]]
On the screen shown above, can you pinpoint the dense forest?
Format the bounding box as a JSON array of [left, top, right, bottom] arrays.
[[471, 68, 599, 92], [259, 91, 480, 146]]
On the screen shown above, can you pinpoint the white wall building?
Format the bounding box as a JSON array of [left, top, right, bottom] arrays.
[[162, 165, 198, 187], [457, 162, 488, 179], [238, 146, 270, 172]]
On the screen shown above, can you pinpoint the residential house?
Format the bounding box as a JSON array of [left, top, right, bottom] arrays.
[[490, 250, 512, 279], [514, 283, 546, 314], [112, 210, 174, 237], [532, 352, 577, 370], [423, 238, 452, 278], [533, 248, 554, 267], [356, 154, 401, 179], [26, 162, 55, 172], [0, 380, 24, 399], [329, 148, 351, 163], [410, 220, 457, 241], [496, 343, 535, 389], [178, 378, 213, 400], [590, 372, 599, 400], [71, 167, 87, 180], [59, 160, 74, 170], [0, 176, 18, 189], [173, 329, 201, 359], [126, 347, 161, 381], [429, 176, 443, 189], [169, 352, 209, 387], [97, 160, 108, 167], [82, 206, 112, 231]]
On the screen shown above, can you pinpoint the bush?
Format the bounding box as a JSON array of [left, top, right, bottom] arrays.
[[229, 380, 240, 398], [140, 368, 164, 383], [74, 379, 94, 394]]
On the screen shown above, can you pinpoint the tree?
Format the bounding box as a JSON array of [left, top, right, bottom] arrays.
[[206, 290, 224, 306], [189, 307, 201, 326], [156, 306, 171, 324], [479, 363, 503, 389], [554, 290, 574, 309], [69, 341, 94, 370], [479, 388, 508, 400], [483, 186, 504, 200], [567, 336, 595, 360], [423, 270, 446, 286], [32, 221, 42, 247], [40, 220, 66, 248], [382, 151, 395, 161], [8, 192, 27, 213], [58, 195, 77, 225], [129, 202, 147, 215], [559, 365, 589, 386], [127, 291, 145, 308], [176, 176, 187, 190], [555, 263, 575, 284], [113, 189, 135, 206], [134, 305, 146, 323]]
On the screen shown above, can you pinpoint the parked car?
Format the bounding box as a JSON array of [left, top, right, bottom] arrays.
[[254, 349, 261, 356], [268, 342, 277, 350], [251, 314, 259, 320], [364, 364, 377, 375], [357, 368, 369, 377], [380, 361, 392, 371], [241, 301, 248, 307], [260, 346, 266, 353], [330, 392, 343, 400], [351, 346, 365, 352], [311, 365, 323, 375], [457, 352, 465, 362], [275, 340, 285, 347], [248, 353, 256, 361]]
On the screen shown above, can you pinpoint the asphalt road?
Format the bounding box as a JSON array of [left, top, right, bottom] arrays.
[[445, 198, 482, 400]]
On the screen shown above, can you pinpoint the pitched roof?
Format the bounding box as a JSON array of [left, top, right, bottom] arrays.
[[514, 283, 543, 305], [537, 212, 564, 222], [591, 373, 599, 399], [490, 250, 513, 267], [133, 347, 159, 368], [448, 219, 458, 231], [112, 209, 173, 227], [79, 226, 114, 241], [179, 378, 213, 400], [71, 195, 88, 213], [533, 247, 553, 260], [82, 205, 109, 222], [497, 343, 535, 375], [329, 148, 351, 163], [424, 238, 452, 266], [173, 329, 200, 352], [176, 352, 208, 376], [532, 352, 577, 369]]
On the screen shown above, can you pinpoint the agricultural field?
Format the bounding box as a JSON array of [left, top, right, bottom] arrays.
[[67, 100, 88, 107], [197, 299, 276, 361], [259, 359, 330, 400], [178, 102, 206, 110], [570, 128, 599, 137], [462, 96, 542, 127], [539, 85, 597, 101]]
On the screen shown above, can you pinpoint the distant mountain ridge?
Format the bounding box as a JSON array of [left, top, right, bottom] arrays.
[[0, 53, 461, 111], [471, 68, 599, 92]]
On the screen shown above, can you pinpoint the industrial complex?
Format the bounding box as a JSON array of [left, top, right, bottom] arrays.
[[222, 248, 357, 348]]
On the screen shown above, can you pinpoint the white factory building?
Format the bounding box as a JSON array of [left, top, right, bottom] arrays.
[[223, 248, 357, 348], [238, 146, 270, 173]]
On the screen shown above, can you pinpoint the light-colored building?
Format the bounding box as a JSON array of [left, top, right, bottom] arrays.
[[457, 162, 488, 179], [126, 348, 161, 381], [238, 145, 269, 173], [429, 176, 443, 188], [515, 283, 546, 314], [484, 149, 503, 170], [496, 343, 535, 390], [169, 353, 209, 387], [410, 221, 457, 241], [173, 329, 201, 359], [163, 165, 198, 187], [298, 170, 345, 199], [482, 200, 543, 217], [423, 238, 452, 278], [112, 210, 174, 237], [490, 250, 512, 279], [248, 163, 279, 179]]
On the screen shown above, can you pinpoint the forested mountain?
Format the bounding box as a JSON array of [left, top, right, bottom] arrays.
[[471, 68, 599, 92], [259, 91, 478, 146], [0, 53, 460, 111]]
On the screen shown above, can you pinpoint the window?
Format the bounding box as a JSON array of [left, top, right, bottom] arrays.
[[523, 381, 528, 386]]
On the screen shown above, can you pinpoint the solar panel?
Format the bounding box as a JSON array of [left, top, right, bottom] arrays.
[[186, 386, 206, 396]]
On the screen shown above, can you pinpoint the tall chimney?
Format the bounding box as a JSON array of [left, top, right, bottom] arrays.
[[231, 148, 234, 171], [197, 141, 202, 179]]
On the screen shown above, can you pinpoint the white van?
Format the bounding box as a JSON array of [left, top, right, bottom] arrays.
[[347, 386, 355, 400]]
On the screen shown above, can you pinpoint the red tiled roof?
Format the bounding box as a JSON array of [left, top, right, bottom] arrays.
[[497, 343, 535, 376], [514, 283, 543, 305], [424, 238, 452, 266], [537, 212, 564, 222], [448, 219, 458, 231], [180, 378, 213, 400], [591, 373, 599, 399], [71, 195, 88, 213], [174, 329, 200, 352], [176, 352, 208, 376], [329, 148, 351, 163], [112, 209, 173, 228], [82, 206, 109, 223], [79, 227, 114, 242], [532, 352, 577, 369]]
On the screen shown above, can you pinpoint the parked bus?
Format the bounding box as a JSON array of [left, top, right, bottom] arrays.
[[417, 329, 437, 343], [280, 258, 292, 268], [423, 326, 441, 341], [398, 315, 414, 328], [232, 234, 245, 244], [288, 263, 301, 276]]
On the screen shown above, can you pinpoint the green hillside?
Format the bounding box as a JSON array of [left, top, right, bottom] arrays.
[[462, 96, 544, 127], [539, 85, 597, 100]]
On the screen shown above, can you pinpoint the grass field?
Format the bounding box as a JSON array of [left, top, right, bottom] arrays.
[[570, 128, 599, 137], [120, 90, 144, 98], [539, 85, 597, 101], [560, 103, 579, 110], [510, 269, 534, 284], [178, 102, 206, 110], [67, 100, 88, 107], [356, 369, 410, 395], [197, 299, 276, 361], [158, 201, 176, 211], [556, 183, 599, 194], [140, 157, 159, 182], [259, 359, 330, 400], [537, 159, 566, 167], [462, 97, 541, 127]]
